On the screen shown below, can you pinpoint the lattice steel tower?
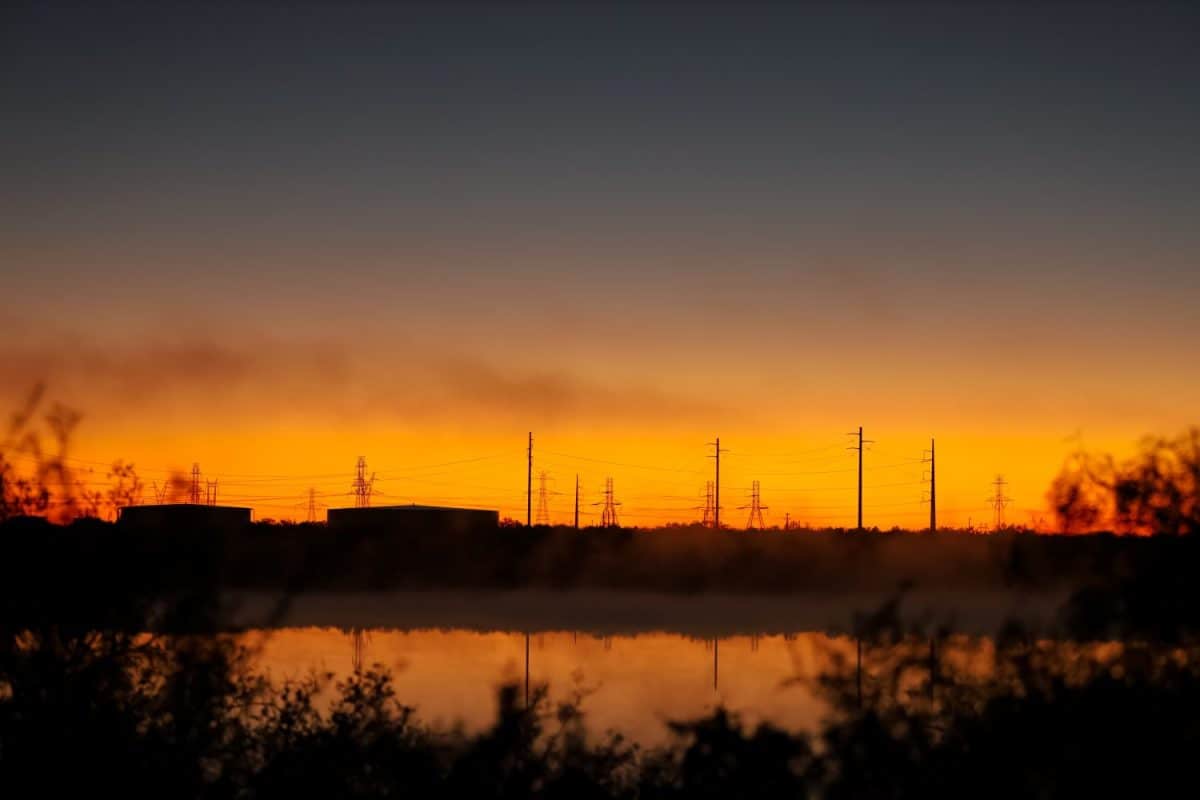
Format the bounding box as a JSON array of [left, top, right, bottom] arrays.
[[353, 456, 376, 508], [189, 463, 202, 505], [598, 477, 620, 528], [535, 471, 551, 525], [700, 480, 715, 527], [740, 480, 767, 530], [990, 474, 1012, 529]]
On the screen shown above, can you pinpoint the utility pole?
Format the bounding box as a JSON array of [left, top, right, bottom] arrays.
[[526, 432, 533, 527], [707, 437, 728, 530], [923, 438, 936, 533], [784, 512, 790, 531], [574, 474, 580, 530], [846, 427, 874, 530], [930, 439, 936, 532]]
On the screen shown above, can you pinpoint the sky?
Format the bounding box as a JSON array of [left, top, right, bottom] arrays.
[[2, 1, 1198, 526]]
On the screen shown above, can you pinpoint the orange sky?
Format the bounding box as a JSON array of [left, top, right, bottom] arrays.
[[0, 326, 1181, 529], [4, 4, 1199, 528]]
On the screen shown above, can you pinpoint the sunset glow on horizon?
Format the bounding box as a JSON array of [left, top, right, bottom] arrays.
[[4, 2, 1198, 529]]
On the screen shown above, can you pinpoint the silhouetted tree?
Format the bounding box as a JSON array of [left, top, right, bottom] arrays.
[[1050, 428, 1200, 535]]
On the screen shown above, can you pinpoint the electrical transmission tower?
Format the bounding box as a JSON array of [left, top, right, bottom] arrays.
[[204, 479, 218, 506], [699, 481, 715, 527], [353, 456, 376, 508], [989, 475, 1013, 530], [846, 427, 874, 530], [922, 438, 936, 532], [307, 487, 318, 523], [739, 480, 768, 531], [594, 478, 620, 528], [535, 471, 552, 525], [189, 463, 202, 505], [707, 437, 728, 529]]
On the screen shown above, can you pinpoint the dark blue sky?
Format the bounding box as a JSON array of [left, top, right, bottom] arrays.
[[6, 2, 1198, 268]]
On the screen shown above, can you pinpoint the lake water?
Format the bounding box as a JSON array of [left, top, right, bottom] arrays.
[[241, 628, 853, 745], [229, 588, 1068, 744]]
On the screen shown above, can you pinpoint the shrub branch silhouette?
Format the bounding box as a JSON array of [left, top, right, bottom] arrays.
[[0, 384, 146, 523], [1050, 427, 1200, 535]]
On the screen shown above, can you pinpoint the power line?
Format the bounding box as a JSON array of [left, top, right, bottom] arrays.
[[724, 442, 847, 461], [749, 459, 920, 477], [540, 450, 707, 475], [535, 471, 551, 525]]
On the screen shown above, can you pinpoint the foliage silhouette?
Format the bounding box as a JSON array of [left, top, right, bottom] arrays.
[[7, 587, 1200, 797], [1050, 427, 1200, 535]]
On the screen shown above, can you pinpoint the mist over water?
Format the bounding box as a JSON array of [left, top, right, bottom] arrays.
[[229, 588, 1070, 638]]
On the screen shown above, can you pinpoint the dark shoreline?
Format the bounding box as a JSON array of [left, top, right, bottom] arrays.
[[3, 516, 1196, 639], [0, 515, 1161, 591]]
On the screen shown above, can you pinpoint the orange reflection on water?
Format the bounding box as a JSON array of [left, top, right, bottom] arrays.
[[240, 628, 847, 744]]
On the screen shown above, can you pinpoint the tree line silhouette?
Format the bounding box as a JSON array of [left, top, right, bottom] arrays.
[[6, 384, 1200, 537], [5, 386, 1200, 609]]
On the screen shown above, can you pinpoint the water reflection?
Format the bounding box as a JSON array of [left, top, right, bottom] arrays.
[[241, 628, 846, 744], [225, 588, 1098, 745]]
